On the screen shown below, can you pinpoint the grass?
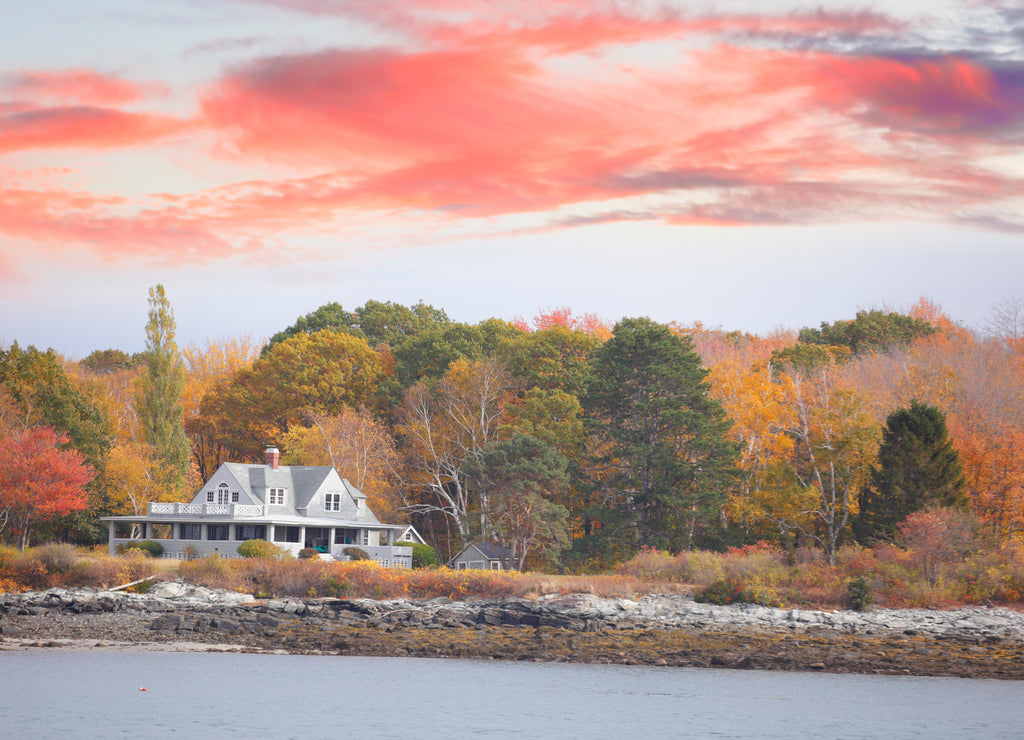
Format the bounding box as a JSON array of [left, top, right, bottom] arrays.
[[2, 539, 1023, 609]]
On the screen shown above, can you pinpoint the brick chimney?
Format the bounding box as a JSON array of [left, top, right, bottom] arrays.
[[265, 445, 280, 470]]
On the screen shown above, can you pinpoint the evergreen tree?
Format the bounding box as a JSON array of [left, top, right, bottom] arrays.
[[855, 400, 966, 543], [582, 318, 738, 555], [135, 285, 190, 493], [798, 309, 936, 355]]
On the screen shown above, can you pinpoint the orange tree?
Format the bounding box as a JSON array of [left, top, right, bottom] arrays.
[[0, 427, 95, 549]]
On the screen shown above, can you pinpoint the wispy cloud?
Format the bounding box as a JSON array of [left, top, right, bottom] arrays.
[[2, 1, 1023, 272], [0, 69, 186, 152]]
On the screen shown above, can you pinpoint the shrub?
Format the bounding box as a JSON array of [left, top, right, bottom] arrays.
[[846, 576, 873, 611], [34, 544, 81, 575], [694, 576, 750, 606], [898, 507, 976, 586], [298, 547, 320, 560], [65, 556, 117, 588], [237, 539, 290, 559], [115, 549, 151, 584], [179, 554, 231, 589], [678, 550, 725, 588], [396, 541, 437, 568], [118, 540, 164, 558], [323, 576, 350, 598], [615, 547, 679, 582], [343, 547, 370, 561], [13, 556, 52, 590]]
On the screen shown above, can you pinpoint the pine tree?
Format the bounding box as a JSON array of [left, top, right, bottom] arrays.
[[135, 285, 191, 493], [855, 400, 966, 543], [583, 317, 738, 554]]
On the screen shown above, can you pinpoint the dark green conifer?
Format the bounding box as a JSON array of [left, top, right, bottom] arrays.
[[582, 317, 738, 554], [855, 400, 966, 543]]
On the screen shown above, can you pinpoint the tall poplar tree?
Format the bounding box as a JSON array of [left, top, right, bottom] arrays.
[[136, 285, 190, 494], [583, 318, 738, 555]]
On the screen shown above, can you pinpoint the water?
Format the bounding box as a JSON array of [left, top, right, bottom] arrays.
[[1, 650, 1021, 739]]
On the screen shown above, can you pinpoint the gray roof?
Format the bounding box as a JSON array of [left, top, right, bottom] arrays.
[[221, 462, 379, 524], [457, 541, 513, 561]]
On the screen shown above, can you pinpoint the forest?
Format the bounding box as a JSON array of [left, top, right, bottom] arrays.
[[2, 290, 1024, 606]]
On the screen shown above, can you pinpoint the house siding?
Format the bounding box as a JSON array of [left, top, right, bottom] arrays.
[[104, 461, 413, 568]]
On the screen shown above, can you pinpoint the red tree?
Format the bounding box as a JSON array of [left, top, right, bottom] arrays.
[[0, 427, 95, 550]]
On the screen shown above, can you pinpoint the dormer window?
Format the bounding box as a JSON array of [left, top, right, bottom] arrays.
[[217, 483, 230, 504], [357, 499, 366, 516], [325, 493, 341, 512], [268, 488, 286, 505]]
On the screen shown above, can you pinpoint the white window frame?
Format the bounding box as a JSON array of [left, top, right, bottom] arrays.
[[268, 488, 285, 505], [325, 493, 341, 512], [217, 483, 230, 504]]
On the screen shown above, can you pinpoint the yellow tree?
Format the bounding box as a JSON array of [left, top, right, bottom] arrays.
[[396, 358, 515, 548], [100, 441, 180, 537], [182, 335, 262, 480], [708, 359, 798, 541], [281, 408, 402, 521], [772, 356, 879, 564], [715, 344, 874, 563], [190, 330, 384, 462]]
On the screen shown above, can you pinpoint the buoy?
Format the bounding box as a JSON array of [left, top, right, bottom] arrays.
[[139, 688, 147, 692]]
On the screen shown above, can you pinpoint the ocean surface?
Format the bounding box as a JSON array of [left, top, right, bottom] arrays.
[[1, 650, 1021, 739]]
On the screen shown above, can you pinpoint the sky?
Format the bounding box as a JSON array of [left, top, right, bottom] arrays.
[[2, 0, 1023, 358]]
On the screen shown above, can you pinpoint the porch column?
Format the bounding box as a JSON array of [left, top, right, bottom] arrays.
[[108, 521, 116, 555], [267, 524, 275, 542]]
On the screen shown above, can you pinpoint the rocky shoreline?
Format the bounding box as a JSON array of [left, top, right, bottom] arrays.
[[2, 582, 1022, 679]]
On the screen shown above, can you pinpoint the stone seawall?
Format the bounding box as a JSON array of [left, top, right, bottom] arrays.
[[2, 583, 1022, 678]]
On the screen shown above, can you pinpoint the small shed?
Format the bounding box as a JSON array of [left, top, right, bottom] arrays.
[[451, 541, 515, 571]]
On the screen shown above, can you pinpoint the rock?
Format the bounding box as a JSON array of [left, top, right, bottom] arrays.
[[150, 582, 187, 599]]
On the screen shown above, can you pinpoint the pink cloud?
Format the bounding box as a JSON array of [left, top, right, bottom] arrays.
[[0, 106, 186, 152], [0, 69, 185, 152], [4, 5, 1023, 266], [2, 69, 149, 105], [0, 187, 235, 261]]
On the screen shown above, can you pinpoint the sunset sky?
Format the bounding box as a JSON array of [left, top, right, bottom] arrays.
[[3, 0, 1023, 357]]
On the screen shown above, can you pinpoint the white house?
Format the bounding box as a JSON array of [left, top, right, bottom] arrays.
[[103, 446, 423, 567]]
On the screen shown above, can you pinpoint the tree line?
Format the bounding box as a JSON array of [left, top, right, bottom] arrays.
[[2, 292, 1021, 571]]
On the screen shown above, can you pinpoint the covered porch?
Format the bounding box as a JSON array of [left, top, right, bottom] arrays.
[[104, 517, 413, 568]]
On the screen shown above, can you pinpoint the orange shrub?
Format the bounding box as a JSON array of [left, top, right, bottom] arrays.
[[615, 547, 680, 582]]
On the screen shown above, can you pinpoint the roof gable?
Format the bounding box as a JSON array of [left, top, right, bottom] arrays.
[[456, 541, 512, 561], [191, 462, 383, 523]]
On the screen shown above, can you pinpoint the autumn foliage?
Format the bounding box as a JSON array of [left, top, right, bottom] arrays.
[[0, 427, 95, 550], [6, 294, 1024, 613]]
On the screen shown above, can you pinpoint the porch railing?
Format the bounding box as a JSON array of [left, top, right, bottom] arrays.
[[147, 502, 266, 517]]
